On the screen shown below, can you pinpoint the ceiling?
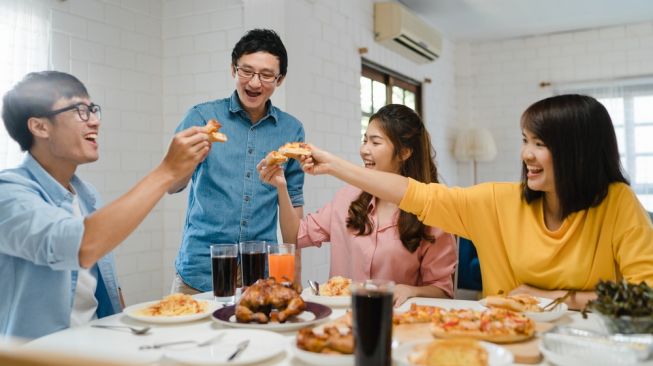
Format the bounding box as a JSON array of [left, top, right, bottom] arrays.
[[399, 0, 653, 42]]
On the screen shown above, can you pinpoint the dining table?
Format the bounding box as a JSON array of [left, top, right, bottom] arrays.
[[22, 293, 605, 366]]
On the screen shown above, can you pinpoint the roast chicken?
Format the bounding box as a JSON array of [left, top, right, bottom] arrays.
[[235, 278, 305, 323]]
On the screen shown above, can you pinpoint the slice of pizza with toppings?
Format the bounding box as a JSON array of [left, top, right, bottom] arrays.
[[393, 303, 445, 325], [204, 119, 228, 143], [278, 142, 311, 159], [266, 150, 289, 166], [430, 308, 535, 343], [484, 294, 542, 312]]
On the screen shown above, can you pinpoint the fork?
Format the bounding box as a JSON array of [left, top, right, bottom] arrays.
[[542, 290, 575, 311], [139, 333, 225, 350], [91, 324, 151, 335]]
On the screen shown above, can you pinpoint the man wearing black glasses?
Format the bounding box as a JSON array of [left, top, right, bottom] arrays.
[[170, 29, 305, 294], [0, 71, 210, 339]]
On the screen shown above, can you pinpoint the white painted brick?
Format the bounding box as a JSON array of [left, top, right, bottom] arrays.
[[178, 14, 211, 36], [69, 0, 105, 22], [52, 10, 87, 38], [135, 16, 161, 38], [627, 22, 653, 36], [179, 54, 211, 74], [163, 0, 195, 19], [165, 36, 195, 57], [120, 32, 151, 53], [121, 0, 150, 15], [194, 31, 227, 52], [105, 3, 135, 31], [87, 22, 121, 48], [88, 63, 122, 88], [600, 26, 626, 40], [135, 93, 161, 114], [71, 37, 105, 63], [106, 47, 136, 70], [210, 7, 243, 30], [137, 53, 162, 74], [105, 88, 137, 111], [51, 32, 71, 72]]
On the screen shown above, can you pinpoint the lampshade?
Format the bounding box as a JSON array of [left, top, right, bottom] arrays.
[[453, 127, 497, 162]]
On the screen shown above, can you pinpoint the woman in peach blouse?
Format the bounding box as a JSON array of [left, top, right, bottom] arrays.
[[258, 104, 456, 306]]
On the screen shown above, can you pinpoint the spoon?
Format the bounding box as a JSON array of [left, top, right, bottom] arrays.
[[307, 280, 320, 295], [92, 324, 151, 335]]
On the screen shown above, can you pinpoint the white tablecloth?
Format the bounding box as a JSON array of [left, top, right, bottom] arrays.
[[23, 295, 604, 365]]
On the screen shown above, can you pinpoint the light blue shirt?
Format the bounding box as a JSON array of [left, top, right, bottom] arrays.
[[0, 154, 121, 339], [174, 91, 305, 291]]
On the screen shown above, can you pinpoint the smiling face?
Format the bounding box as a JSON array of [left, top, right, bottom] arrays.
[[521, 128, 555, 195], [232, 52, 284, 122], [360, 119, 403, 174], [39, 96, 101, 168]]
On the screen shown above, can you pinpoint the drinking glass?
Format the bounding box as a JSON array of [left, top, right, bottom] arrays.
[[210, 244, 238, 303], [239, 241, 267, 286], [267, 243, 295, 284], [351, 279, 394, 366]]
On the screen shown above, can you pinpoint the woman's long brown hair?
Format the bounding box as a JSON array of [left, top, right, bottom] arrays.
[[346, 104, 439, 252]]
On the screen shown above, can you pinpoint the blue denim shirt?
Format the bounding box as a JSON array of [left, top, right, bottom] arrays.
[[0, 154, 121, 339], [174, 91, 305, 291]]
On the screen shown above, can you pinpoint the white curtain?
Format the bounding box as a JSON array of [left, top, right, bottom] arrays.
[[0, 0, 51, 169]]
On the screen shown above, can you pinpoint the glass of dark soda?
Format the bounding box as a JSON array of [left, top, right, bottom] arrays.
[[351, 279, 394, 366], [210, 244, 238, 303]]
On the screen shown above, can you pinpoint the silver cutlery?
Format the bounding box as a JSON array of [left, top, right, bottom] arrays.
[[227, 340, 250, 361], [91, 324, 151, 335], [307, 280, 320, 295], [139, 333, 225, 350]]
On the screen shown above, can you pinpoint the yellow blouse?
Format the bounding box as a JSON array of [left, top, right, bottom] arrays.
[[399, 180, 653, 296]]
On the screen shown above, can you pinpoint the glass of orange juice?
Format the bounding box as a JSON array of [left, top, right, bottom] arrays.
[[267, 243, 295, 284]]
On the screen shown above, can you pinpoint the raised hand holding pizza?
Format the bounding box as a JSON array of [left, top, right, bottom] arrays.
[[257, 157, 286, 189], [161, 126, 210, 186], [299, 144, 340, 176]]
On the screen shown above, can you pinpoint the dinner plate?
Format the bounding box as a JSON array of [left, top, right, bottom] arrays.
[[392, 339, 513, 366], [478, 296, 568, 322], [212, 301, 332, 331], [301, 288, 351, 308], [164, 329, 285, 365], [539, 341, 653, 366], [124, 300, 220, 324], [289, 338, 353, 365]]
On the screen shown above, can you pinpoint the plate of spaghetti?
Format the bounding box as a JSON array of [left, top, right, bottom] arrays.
[[124, 293, 220, 324]]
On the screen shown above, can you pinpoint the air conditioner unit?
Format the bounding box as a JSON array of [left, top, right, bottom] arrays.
[[374, 2, 442, 63]]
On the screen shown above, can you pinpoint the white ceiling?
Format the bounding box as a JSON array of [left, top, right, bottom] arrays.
[[399, 0, 653, 42]]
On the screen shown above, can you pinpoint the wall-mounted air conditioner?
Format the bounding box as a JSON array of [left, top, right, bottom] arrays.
[[374, 2, 442, 63]]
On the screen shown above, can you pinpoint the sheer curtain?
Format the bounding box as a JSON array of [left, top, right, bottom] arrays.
[[0, 0, 51, 169], [554, 77, 653, 211]]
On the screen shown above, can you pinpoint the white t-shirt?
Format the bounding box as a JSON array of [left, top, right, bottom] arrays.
[[69, 192, 99, 327]]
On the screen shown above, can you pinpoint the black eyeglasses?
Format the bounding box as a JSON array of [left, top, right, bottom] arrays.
[[42, 102, 102, 122], [235, 66, 281, 84]]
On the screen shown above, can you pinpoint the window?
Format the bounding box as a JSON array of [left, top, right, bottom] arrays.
[[0, 0, 50, 169], [556, 80, 653, 211], [360, 61, 421, 138]]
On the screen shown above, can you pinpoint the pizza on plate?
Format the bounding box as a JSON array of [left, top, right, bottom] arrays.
[[203, 119, 228, 143], [408, 338, 489, 366], [430, 308, 535, 343], [393, 303, 445, 325], [483, 294, 542, 312]]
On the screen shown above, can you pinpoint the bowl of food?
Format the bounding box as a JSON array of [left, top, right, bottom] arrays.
[[585, 280, 653, 334]]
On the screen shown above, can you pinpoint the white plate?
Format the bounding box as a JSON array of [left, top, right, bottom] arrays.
[[301, 288, 351, 308], [478, 296, 568, 322], [289, 338, 353, 366], [212, 302, 332, 331], [164, 329, 285, 365], [392, 339, 514, 366], [540, 341, 653, 366], [124, 300, 220, 324]]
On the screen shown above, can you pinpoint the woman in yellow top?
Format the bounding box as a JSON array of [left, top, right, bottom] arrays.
[[300, 94, 653, 310]]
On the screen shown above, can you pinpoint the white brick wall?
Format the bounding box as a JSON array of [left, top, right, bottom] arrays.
[[50, 0, 164, 305], [456, 21, 653, 186]]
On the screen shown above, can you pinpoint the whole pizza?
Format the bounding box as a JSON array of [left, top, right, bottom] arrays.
[[430, 308, 535, 343]]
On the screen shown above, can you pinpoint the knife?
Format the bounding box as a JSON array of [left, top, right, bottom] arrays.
[[227, 339, 249, 361]]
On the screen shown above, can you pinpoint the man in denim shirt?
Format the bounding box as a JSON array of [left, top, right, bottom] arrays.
[[0, 71, 210, 339], [170, 29, 305, 293]]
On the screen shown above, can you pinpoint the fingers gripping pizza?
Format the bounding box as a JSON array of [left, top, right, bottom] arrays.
[[266, 151, 289, 166], [430, 308, 535, 343], [204, 119, 228, 142]]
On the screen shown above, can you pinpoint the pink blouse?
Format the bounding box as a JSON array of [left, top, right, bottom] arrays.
[[297, 185, 457, 297]]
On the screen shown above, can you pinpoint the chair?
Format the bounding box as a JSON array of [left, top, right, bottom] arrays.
[[455, 237, 482, 299]]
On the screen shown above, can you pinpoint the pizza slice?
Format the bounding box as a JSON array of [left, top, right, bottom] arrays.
[[265, 151, 289, 166], [429, 308, 535, 344], [278, 142, 311, 159], [204, 119, 228, 143], [483, 294, 542, 312], [393, 303, 444, 325]]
